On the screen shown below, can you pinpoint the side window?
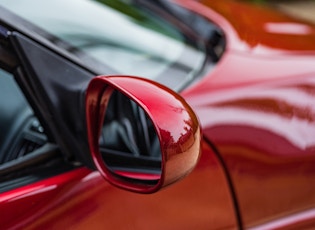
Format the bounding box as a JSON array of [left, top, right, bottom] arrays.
[[0, 69, 47, 164], [0, 68, 74, 193]]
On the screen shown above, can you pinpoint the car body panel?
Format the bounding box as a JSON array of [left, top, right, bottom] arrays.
[[177, 0, 315, 228], [0, 143, 237, 229], [184, 74, 315, 228], [1, 0, 315, 229], [176, 0, 315, 55]]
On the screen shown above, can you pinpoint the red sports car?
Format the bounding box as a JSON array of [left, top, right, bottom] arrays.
[[1, 0, 315, 229]]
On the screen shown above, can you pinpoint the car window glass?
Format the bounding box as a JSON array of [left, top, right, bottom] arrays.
[[0, 0, 205, 82], [0, 69, 46, 164]]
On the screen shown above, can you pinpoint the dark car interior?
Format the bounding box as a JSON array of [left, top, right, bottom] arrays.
[[0, 69, 46, 161], [0, 69, 47, 164], [0, 69, 64, 190]]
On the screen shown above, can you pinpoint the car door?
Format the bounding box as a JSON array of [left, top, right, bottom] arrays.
[[0, 23, 238, 230]]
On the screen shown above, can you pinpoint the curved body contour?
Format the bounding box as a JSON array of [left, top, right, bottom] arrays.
[[180, 0, 315, 228], [1, 0, 315, 229]]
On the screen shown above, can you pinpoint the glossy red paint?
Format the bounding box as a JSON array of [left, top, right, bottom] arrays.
[[86, 76, 201, 193], [2, 0, 315, 229], [0, 168, 91, 229], [188, 75, 315, 228], [177, 1, 315, 228], [0, 143, 237, 229], [113, 171, 160, 181], [176, 0, 315, 89], [176, 0, 315, 55]]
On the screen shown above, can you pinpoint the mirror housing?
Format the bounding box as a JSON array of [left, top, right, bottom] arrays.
[[86, 76, 201, 193]]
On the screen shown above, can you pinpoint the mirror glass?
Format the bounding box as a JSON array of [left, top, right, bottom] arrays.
[[99, 90, 162, 185]]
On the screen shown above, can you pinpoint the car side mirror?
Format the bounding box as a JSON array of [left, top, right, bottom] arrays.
[[86, 76, 201, 193]]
